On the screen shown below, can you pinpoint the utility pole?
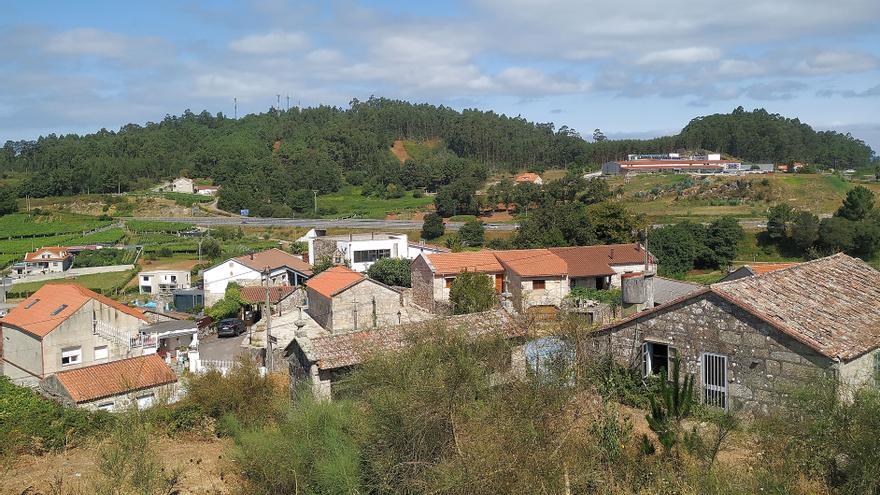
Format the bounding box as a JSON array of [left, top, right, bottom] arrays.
[[312, 190, 318, 214], [286, 95, 290, 111], [263, 266, 273, 372]]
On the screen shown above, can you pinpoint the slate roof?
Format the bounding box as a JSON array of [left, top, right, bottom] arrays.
[[652, 277, 705, 306], [495, 249, 568, 277], [424, 251, 505, 276], [234, 248, 313, 276], [51, 354, 177, 403], [303, 309, 523, 370], [549, 243, 651, 277], [239, 285, 299, 304], [1, 283, 147, 338], [306, 266, 366, 298], [599, 254, 880, 361]]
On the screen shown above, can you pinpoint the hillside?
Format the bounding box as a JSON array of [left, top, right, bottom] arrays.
[[0, 101, 875, 217]]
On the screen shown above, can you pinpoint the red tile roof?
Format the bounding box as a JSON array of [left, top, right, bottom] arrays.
[[239, 285, 299, 304], [0, 283, 147, 338], [234, 248, 313, 276], [51, 354, 177, 403], [598, 254, 880, 361], [747, 262, 800, 275], [23, 247, 70, 262], [306, 266, 365, 298], [549, 243, 651, 277], [495, 249, 567, 277], [424, 251, 504, 276], [515, 172, 542, 183]]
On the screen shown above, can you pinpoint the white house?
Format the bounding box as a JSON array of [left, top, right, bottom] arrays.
[[202, 248, 314, 306], [308, 232, 411, 272], [12, 247, 73, 276], [407, 241, 450, 258], [194, 185, 219, 196], [171, 177, 194, 194], [138, 270, 191, 295]]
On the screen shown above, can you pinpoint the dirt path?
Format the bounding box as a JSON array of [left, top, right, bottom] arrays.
[[390, 139, 411, 163], [2, 436, 239, 494]]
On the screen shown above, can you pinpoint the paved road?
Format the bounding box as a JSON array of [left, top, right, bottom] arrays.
[[126, 216, 519, 231], [198, 333, 249, 361]]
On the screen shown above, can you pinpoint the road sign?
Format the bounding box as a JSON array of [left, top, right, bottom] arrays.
[[240, 209, 249, 217]]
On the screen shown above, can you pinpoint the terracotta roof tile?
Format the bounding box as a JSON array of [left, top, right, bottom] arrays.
[[52, 354, 177, 403], [0, 283, 147, 338], [425, 251, 504, 276], [307, 310, 523, 370], [234, 248, 313, 276], [239, 285, 299, 304], [23, 247, 71, 262], [549, 243, 651, 277], [746, 262, 800, 275], [306, 266, 365, 298], [515, 172, 542, 183], [495, 249, 567, 277]]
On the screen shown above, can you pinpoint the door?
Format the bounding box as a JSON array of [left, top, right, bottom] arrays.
[[702, 353, 728, 410], [495, 274, 503, 293]]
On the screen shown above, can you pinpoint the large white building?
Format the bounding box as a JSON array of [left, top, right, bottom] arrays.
[[308, 232, 411, 272], [138, 270, 191, 295], [202, 248, 314, 306]]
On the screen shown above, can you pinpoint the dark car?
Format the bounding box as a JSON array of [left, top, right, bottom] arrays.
[[217, 318, 245, 337]]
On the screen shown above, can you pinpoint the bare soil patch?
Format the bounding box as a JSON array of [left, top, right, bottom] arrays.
[[390, 139, 411, 163]]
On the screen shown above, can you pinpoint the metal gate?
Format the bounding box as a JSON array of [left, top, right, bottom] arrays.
[[701, 352, 728, 410]]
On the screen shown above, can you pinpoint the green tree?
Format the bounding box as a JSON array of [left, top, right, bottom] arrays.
[[0, 185, 18, 215], [705, 216, 744, 268], [818, 216, 856, 253], [837, 185, 875, 221], [449, 271, 496, 314], [650, 224, 698, 275], [587, 201, 641, 244], [458, 219, 485, 246], [790, 211, 820, 251], [434, 180, 479, 217], [366, 258, 412, 287], [421, 212, 445, 240], [207, 283, 243, 321], [200, 237, 222, 259], [767, 203, 794, 240]]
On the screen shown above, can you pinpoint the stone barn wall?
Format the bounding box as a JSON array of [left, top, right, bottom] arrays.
[[590, 292, 833, 413]]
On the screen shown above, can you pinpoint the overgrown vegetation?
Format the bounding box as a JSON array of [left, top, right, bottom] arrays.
[[366, 257, 412, 287], [449, 271, 496, 314]]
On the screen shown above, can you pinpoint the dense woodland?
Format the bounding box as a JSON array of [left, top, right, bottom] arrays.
[[0, 100, 875, 216]]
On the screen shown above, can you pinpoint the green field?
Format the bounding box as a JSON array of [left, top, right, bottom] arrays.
[[0, 212, 111, 239], [317, 186, 433, 219], [125, 219, 194, 233], [6, 269, 138, 298], [610, 173, 880, 223]]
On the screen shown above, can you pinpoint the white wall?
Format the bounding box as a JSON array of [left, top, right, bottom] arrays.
[[610, 263, 653, 288], [203, 260, 261, 304]]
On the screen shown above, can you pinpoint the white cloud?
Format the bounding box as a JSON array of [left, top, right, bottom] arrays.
[[637, 47, 721, 65], [496, 67, 590, 94], [796, 50, 878, 75], [229, 31, 309, 54], [305, 49, 343, 64]]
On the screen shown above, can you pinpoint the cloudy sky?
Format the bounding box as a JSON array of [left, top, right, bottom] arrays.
[[2, 0, 879, 151]]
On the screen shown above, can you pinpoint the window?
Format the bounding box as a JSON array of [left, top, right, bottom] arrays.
[[50, 304, 68, 316], [136, 393, 155, 410], [532, 280, 546, 290], [24, 298, 40, 309], [702, 353, 729, 410], [141, 276, 150, 282], [445, 277, 455, 288], [353, 249, 391, 263], [94, 345, 108, 362], [97, 402, 114, 412], [61, 347, 82, 367], [642, 342, 670, 377]]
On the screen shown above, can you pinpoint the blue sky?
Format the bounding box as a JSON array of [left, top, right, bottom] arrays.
[[2, 0, 879, 151]]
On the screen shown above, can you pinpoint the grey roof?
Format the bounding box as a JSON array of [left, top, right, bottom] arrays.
[[144, 320, 198, 334], [653, 276, 704, 306]]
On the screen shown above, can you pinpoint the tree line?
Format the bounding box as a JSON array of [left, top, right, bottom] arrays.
[[1, 101, 875, 216]]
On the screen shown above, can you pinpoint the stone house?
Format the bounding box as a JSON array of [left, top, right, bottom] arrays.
[[41, 354, 178, 411], [411, 251, 504, 313], [495, 249, 569, 314], [1, 283, 150, 387], [202, 248, 313, 306], [285, 309, 525, 400], [171, 177, 194, 194], [305, 266, 405, 333], [590, 254, 880, 413], [549, 243, 654, 289]]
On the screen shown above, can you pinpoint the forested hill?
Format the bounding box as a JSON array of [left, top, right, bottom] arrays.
[[0, 99, 874, 215]]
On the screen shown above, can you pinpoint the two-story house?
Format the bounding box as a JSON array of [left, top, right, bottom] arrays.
[[202, 248, 314, 306], [1, 283, 150, 387], [138, 269, 192, 295], [308, 232, 410, 272], [12, 247, 73, 276]]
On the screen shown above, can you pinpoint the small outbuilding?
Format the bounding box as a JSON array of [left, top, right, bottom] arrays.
[[305, 266, 405, 333]]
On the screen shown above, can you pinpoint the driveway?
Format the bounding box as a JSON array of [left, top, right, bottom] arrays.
[[198, 333, 250, 361]]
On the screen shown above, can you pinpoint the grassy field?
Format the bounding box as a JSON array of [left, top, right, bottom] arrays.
[[317, 186, 433, 219], [0, 212, 111, 239], [611, 173, 880, 223], [7, 269, 138, 298]]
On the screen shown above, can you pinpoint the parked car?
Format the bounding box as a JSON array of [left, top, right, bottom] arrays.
[[217, 318, 245, 337]]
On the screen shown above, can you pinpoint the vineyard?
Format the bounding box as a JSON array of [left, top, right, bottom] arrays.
[[125, 219, 194, 233], [0, 212, 112, 239]]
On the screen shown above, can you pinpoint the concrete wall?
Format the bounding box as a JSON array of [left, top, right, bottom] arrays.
[[591, 293, 834, 413], [2, 325, 43, 386], [329, 280, 402, 332], [203, 260, 261, 305]]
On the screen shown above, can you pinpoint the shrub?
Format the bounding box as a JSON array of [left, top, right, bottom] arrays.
[[206, 283, 243, 322], [366, 257, 412, 287], [449, 271, 496, 314], [458, 218, 485, 246], [421, 212, 445, 240]]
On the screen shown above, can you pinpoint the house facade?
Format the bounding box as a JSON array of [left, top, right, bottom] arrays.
[[194, 185, 219, 196], [138, 269, 191, 295], [308, 232, 410, 272], [590, 254, 880, 413], [202, 248, 313, 306], [411, 251, 504, 313], [41, 354, 178, 411], [495, 249, 569, 314], [171, 177, 194, 194], [305, 266, 404, 333], [1, 283, 150, 387], [12, 247, 73, 276]]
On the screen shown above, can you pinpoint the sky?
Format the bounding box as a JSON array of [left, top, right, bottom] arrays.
[[2, 0, 879, 152]]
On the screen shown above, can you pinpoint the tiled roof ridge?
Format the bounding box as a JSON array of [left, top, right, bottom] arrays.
[[712, 253, 848, 288]]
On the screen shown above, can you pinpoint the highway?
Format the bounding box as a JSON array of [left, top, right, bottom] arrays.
[[127, 216, 519, 231]]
